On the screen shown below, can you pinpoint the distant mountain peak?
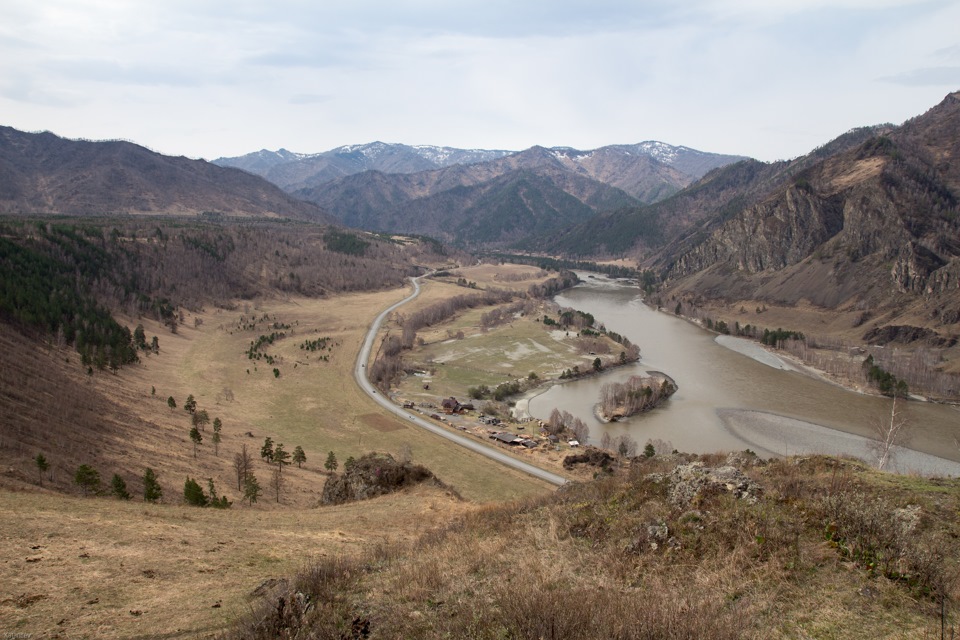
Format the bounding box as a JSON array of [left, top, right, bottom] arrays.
[[214, 140, 747, 199]]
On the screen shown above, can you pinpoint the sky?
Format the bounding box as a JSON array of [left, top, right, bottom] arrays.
[[1, 0, 959, 162]]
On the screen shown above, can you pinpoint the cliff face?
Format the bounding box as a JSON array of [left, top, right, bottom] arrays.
[[658, 92, 960, 327]]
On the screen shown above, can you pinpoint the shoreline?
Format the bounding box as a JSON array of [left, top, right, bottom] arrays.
[[511, 359, 643, 421], [717, 408, 960, 477], [666, 306, 959, 407]]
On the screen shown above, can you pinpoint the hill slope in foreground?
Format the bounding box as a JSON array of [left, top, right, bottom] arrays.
[[229, 454, 960, 640], [5, 447, 959, 638]]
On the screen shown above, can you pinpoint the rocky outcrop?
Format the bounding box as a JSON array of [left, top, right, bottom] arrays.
[[320, 453, 442, 505], [648, 460, 763, 508], [656, 92, 960, 322], [862, 324, 957, 347], [563, 448, 615, 470]]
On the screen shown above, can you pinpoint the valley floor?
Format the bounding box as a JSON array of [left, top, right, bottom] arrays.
[[1, 267, 563, 638]]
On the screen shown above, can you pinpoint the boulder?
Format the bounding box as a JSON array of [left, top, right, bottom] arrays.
[[650, 461, 763, 508]]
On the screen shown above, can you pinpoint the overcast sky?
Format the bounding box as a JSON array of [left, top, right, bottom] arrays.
[[2, 1, 958, 162]]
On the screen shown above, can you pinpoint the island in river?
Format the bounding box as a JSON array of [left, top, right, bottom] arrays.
[[596, 372, 678, 422]]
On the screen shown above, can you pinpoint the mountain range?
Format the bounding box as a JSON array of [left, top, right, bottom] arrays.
[[2, 92, 958, 344], [654, 94, 959, 318], [215, 141, 745, 247], [213, 142, 516, 192]]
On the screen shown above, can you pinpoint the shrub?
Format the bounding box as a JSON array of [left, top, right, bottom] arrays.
[[184, 477, 209, 506]]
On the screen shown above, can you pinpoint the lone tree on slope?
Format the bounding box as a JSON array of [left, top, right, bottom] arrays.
[[212, 417, 222, 456], [143, 468, 162, 503], [34, 453, 49, 487], [292, 445, 306, 469], [273, 443, 291, 473], [324, 451, 338, 473], [190, 426, 203, 458], [74, 464, 101, 496]]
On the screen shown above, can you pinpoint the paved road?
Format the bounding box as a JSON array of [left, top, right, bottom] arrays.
[[354, 275, 568, 487]]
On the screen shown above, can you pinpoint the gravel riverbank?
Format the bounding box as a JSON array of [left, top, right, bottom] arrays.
[[718, 408, 960, 476]]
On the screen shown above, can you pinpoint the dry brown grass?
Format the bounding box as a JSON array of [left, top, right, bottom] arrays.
[[0, 483, 469, 639], [0, 285, 551, 505], [229, 454, 960, 639], [442, 263, 553, 292], [0, 278, 558, 637]]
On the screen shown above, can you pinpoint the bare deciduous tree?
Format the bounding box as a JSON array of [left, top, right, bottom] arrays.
[[870, 396, 911, 471], [233, 444, 253, 491], [271, 466, 284, 503]]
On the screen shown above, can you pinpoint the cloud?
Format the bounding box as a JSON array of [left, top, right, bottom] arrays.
[[289, 93, 333, 105], [45, 58, 215, 88], [878, 67, 960, 87], [0, 72, 80, 107], [1, 0, 957, 161]]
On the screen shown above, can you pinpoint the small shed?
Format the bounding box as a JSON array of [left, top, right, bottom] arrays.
[[492, 432, 522, 445]]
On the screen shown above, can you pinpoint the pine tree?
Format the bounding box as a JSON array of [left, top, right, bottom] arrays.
[[292, 446, 306, 469], [273, 443, 291, 472], [167, 396, 177, 410], [190, 426, 203, 457], [34, 453, 49, 487], [134, 324, 147, 349], [260, 437, 274, 461], [243, 473, 261, 504], [143, 468, 162, 503], [74, 464, 101, 496], [324, 451, 338, 472], [111, 473, 131, 500], [184, 394, 197, 414], [212, 417, 222, 456], [271, 466, 284, 503], [184, 477, 208, 506], [207, 478, 231, 509]]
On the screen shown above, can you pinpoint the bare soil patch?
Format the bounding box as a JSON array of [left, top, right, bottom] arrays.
[[361, 413, 407, 432]]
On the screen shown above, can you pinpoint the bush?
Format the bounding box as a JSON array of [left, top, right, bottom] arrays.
[[74, 464, 101, 496], [184, 477, 209, 506], [819, 490, 943, 594], [143, 468, 162, 502]]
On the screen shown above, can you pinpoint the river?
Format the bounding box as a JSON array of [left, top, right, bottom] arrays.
[[527, 274, 960, 474]]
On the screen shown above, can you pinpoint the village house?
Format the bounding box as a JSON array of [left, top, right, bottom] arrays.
[[440, 397, 475, 414]]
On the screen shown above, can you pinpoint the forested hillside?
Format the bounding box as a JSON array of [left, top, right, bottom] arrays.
[[0, 217, 448, 503], [0, 219, 441, 371]]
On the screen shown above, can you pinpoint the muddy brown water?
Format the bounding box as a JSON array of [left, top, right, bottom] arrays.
[[528, 275, 960, 463]]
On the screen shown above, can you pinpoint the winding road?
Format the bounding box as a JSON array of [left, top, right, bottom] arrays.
[[354, 275, 568, 487]]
